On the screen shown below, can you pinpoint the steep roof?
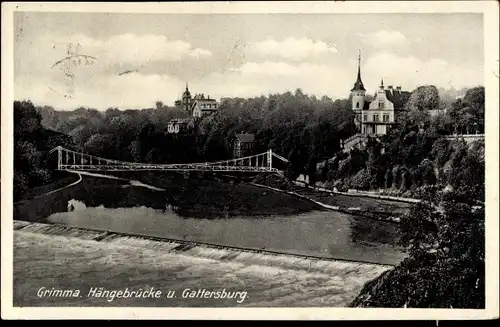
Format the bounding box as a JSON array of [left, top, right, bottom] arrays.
[[236, 133, 255, 143], [351, 72, 366, 91], [384, 89, 411, 109], [182, 82, 191, 97], [351, 51, 366, 91], [193, 99, 218, 112]]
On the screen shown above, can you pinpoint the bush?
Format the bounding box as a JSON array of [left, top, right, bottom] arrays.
[[347, 169, 374, 191], [351, 190, 485, 308], [253, 174, 293, 191]]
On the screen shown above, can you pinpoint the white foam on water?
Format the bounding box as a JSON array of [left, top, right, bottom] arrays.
[[13, 221, 392, 281], [67, 199, 87, 211], [14, 222, 396, 307], [129, 180, 165, 191]]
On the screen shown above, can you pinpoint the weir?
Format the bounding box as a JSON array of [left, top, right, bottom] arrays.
[[14, 220, 396, 269], [14, 222, 393, 307]]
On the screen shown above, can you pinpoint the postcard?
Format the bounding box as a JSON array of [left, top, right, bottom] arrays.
[[1, 1, 499, 320]]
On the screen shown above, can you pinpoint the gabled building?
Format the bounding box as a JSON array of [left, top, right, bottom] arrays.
[[344, 51, 410, 151], [351, 51, 410, 137], [174, 83, 219, 118], [167, 119, 190, 134], [192, 94, 219, 118], [233, 133, 255, 158]]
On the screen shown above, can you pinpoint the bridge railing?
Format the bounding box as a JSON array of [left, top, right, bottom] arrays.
[[51, 146, 289, 173]]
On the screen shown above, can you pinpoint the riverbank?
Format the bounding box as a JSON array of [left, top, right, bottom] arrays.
[[252, 176, 415, 223], [13, 171, 324, 223]]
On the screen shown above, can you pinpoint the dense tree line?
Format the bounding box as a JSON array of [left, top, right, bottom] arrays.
[[351, 182, 485, 308], [316, 86, 485, 197], [350, 135, 485, 308], [14, 100, 76, 201], [345, 86, 486, 309], [36, 88, 357, 169], [18, 85, 483, 201]]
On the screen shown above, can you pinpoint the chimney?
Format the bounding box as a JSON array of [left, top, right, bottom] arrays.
[[207, 95, 210, 99], [396, 86, 402, 94], [388, 85, 394, 95]]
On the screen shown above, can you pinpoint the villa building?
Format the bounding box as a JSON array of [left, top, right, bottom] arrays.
[[233, 133, 255, 158], [174, 83, 219, 118], [344, 51, 410, 151], [192, 94, 219, 118], [167, 119, 190, 134]]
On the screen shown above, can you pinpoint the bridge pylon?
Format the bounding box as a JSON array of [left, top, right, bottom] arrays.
[[49, 145, 290, 174]]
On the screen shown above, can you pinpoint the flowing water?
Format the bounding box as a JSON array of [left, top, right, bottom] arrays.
[[13, 175, 407, 307], [47, 199, 405, 266]]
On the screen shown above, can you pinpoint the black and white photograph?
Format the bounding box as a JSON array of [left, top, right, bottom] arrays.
[[1, 1, 499, 320]]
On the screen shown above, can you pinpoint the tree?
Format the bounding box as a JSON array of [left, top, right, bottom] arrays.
[[307, 154, 318, 186], [405, 85, 440, 111], [285, 146, 305, 182], [351, 189, 485, 308], [14, 100, 43, 140]]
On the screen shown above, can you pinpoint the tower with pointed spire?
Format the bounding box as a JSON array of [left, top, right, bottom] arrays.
[[351, 50, 366, 132], [181, 82, 192, 111]]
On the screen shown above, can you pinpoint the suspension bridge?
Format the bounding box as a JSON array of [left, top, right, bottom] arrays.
[[49, 146, 289, 174]]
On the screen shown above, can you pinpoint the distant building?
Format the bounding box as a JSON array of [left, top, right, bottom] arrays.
[[233, 133, 255, 158], [351, 52, 410, 136], [192, 94, 219, 118], [344, 51, 411, 151], [174, 83, 193, 112], [167, 119, 190, 134], [174, 83, 219, 118]]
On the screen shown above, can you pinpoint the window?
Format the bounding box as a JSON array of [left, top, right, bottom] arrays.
[[374, 114, 380, 122], [378, 102, 384, 109], [383, 114, 389, 122], [364, 114, 368, 122]]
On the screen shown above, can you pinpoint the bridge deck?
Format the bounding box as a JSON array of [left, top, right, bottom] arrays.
[[52, 146, 288, 174]]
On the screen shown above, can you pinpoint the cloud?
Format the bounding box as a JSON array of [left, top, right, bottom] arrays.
[[247, 37, 338, 61], [229, 61, 306, 76], [200, 61, 351, 100], [188, 48, 213, 59], [360, 30, 411, 48], [362, 51, 483, 92], [55, 33, 212, 65], [16, 51, 482, 110], [15, 71, 186, 110]]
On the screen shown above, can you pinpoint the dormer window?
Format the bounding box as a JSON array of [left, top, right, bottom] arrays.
[[356, 102, 360, 108]]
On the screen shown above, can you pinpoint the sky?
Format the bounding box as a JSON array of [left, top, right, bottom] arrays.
[[14, 12, 484, 110]]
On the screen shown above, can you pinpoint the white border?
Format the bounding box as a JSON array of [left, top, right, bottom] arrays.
[[2, 1, 499, 320]]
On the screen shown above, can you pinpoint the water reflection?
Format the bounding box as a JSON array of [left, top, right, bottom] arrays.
[[348, 216, 402, 246], [48, 199, 406, 266]]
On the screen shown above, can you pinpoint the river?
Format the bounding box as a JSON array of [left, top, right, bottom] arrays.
[[47, 198, 405, 266], [13, 173, 407, 307]]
